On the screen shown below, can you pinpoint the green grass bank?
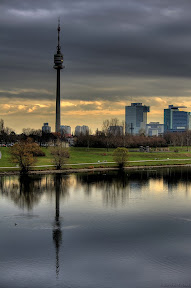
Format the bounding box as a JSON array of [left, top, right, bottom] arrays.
[[1, 146, 191, 172]]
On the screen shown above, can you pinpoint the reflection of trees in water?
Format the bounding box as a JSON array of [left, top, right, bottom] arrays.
[[1, 167, 191, 209], [0, 173, 71, 210], [0, 175, 43, 210], [163, 167, 190, 183], [162, 167, 191, 196], [76, 171, 148, 207], [76, 167, 191, 205]]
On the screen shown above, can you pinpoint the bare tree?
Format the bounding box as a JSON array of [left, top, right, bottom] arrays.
[[51, 140, 70, 169]]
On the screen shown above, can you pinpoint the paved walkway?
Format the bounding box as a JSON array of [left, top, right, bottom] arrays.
[[1, 158, 191, 169]]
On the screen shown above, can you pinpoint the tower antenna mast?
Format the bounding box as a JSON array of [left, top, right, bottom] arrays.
[[57, 17, 61, 53]]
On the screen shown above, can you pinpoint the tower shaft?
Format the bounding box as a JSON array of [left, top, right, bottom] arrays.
[[56, 69, 61, 132], [54, 19, 64, 133]]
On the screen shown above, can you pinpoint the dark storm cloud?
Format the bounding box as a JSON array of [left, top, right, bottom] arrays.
[[1, 0, 191, 102]]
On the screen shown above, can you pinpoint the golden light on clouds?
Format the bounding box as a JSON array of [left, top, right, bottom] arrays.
[[61, 102, 76, 107], [18, 105, 26, 110], [1, 91, 191, 133]]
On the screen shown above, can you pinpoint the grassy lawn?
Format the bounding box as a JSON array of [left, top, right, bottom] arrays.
[[0, 147, 13, 167], [69, 147, 114, 163], [1, 146, 191, 171]]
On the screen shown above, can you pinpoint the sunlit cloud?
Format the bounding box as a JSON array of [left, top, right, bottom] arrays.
[[79, 101, 102, 105], [35, 104, 49, 108], [8, 8, 52, 19], [18, 105, 26, 110], [0, 88, 52, 95], [61, 102, 76, 107]]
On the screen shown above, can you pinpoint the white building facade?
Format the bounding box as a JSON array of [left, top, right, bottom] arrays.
[[146, 122, 164, 136], [60, 125, 71, 135], [75, 125, 89, 136]]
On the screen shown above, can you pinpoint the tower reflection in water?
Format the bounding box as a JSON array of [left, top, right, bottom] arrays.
[[0, 173, 70, 278], [52, 174, 62, 277]]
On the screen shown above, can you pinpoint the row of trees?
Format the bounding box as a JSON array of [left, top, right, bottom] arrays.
[[11, 139, 70, 174], [11, 138, 128, 174], [0, 120, 66, 146], [75, 133, 167, 148]]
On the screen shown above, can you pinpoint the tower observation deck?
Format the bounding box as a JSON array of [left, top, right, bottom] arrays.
[[54, 19, 64, 132]]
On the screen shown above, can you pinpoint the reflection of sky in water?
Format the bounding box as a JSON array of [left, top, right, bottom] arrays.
[[1, 168, 191, 287]]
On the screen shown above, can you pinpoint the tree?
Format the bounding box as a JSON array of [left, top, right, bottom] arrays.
[[51, 141, 70, 169], [113, 147, 129, 169], [11, 138, 44, 174], [22, 128, 35, 136], [110, 118, 119, 127], [0, 119, 4, 133]]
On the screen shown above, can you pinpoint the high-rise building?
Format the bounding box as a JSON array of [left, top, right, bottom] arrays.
[[125, 103, 150, 135], [54, 19, 64, 133], [75, 125, 89, 136], [42, 123, 51, 133], [81, 125, 89, 135], [164, 105, 190, 132], [60, 125, 71, 135], [146, 122, 164, 136], [75, 126, 81, 136]]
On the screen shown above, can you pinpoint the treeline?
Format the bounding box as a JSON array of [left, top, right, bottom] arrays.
[[2, 117, 191, 148], [75, 134, 166, 148], [75, 131, 191, 148], [0, 129, 58, 146], [164, 131, 191, 147], [0, 120, 60, 146]]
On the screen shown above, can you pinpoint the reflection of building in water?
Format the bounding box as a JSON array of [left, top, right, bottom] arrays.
[[148, 179, 164, 196], [129, 182, 142, 193], [52, 174, 62, 277]]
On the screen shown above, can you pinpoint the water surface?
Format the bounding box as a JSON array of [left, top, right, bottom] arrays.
[[1, 168, 191, 288]]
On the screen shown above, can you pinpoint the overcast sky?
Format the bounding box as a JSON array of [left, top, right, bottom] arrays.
[[1, 0, 191, 132]]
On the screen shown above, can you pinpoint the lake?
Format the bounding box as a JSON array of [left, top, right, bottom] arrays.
[[1, 168, 191, 288]]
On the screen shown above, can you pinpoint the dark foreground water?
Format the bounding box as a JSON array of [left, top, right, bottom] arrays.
[[1, 168, 191, 288]]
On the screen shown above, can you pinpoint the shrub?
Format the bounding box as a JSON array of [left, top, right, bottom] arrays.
[[113, 147, 128, 169]]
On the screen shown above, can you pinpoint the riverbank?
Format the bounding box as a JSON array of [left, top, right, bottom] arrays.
[[1, 146, 191, 174], [0, 163, 191, 175]]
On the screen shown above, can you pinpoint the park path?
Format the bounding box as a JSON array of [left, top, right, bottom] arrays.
[[1, 158, 191, 169]]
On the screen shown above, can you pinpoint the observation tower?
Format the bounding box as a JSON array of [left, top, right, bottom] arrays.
[[54, 19, 64, 132]]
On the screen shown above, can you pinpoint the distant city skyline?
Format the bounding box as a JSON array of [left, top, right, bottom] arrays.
[[1, 1, 191, 133], [3, 101, 191, 135]]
